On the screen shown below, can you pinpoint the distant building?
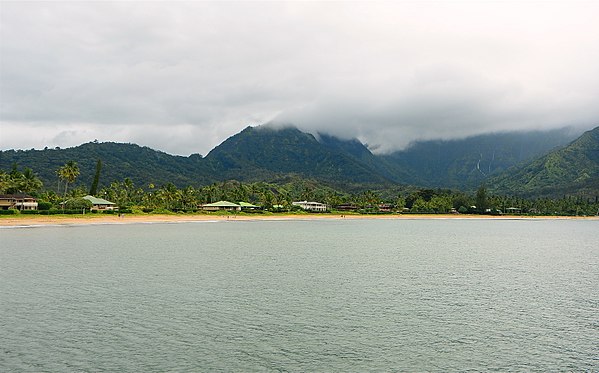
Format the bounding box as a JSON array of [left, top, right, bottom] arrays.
[[83, 195, 117, 211], [0, 194, 38, 210], [336, 203, 358, 211], [378, 203, 393, 212], [292, 201, 328, 212], [238, 202, 260, 211], [201, 201, 241, 211]]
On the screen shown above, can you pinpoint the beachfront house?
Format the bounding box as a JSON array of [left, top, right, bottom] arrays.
[[292, 201, 328, 212], [0, 194, 38, 210], [83, 195, 117, 211], [505, 207, 522, 215], [335, 203, 358, 211], [238, 202, 260, 211], [201, 201, 241, 211]]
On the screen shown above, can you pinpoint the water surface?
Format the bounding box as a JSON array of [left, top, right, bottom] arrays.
[[1, 219, 597, 371]]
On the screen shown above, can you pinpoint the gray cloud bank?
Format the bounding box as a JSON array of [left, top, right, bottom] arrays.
[[1, 2, 598, 155]]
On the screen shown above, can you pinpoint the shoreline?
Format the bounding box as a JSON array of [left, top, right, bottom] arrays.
[[1, 212, 597, 227]]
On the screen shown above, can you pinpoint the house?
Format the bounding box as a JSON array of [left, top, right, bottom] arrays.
[[505, 207, 521, 215], [0, 194, 38, 210], [201, 201, 241, 211], [292, 201, 328, 212], [378, 203, 394, 212], [335, 203, 358, 211], [82, 195, 117, 211], [238, 202, 260, 211]]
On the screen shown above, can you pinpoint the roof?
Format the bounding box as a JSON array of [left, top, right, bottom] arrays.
[[0, 194, 35, 199], [238, 201, 259, 208], [204, 200, 240, 207], [83, 195, 115, 205]]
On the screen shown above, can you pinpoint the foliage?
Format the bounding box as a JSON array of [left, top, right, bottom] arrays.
[[57, 161, 80, 203], [64, 197, 93, 210], [0, 165, 43, 194], [37, 201, 53, 210], [490, 127, 599, 199], [89, 159, 102, 195], [0, 125, 592, 199], [1, 126, 597, 215]]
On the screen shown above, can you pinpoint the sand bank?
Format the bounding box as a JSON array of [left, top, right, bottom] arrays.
[[1, 213, 597, 227]]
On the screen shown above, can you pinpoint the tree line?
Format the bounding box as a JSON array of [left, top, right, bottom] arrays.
[[1, 162, 598, 216]]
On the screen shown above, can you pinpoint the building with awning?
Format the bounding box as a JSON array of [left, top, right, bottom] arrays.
[[83, 195, 117, 211], [201, 201, 241, 211], [0, 194, 38, 210], [292, 201, 328, 212], [238, 202, 260, 210]]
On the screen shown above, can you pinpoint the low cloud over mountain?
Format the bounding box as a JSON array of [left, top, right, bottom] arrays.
[[2, 2, 598, 155]]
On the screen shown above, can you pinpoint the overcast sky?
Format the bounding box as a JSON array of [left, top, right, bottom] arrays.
[[1, 1, 598, 155]]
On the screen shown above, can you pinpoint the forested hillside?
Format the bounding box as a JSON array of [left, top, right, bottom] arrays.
[[0, 142, 215, 190], [0, 124, 594, 199], [206, 126, 397, 187], [490, 126, 599, 198], [381, 128, 577, 188]]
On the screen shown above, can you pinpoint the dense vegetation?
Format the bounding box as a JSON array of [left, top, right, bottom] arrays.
[[1, 163, 598, 216], [1, 125, 586, 196], [491, 127, 599, 198], [381, 128, 577, 188], [1, 125, 598, 216]]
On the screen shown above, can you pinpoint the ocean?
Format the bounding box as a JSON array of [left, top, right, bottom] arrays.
[[1, 219, 597, 371]]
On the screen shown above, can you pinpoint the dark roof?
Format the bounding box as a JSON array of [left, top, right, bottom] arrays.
[[0, 194, 35, 199]]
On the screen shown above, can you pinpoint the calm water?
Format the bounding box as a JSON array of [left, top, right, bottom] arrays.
[[1, 219, 598, 372]]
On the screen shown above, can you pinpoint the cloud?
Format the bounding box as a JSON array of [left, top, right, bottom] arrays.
[[1, 1, 598, 155]]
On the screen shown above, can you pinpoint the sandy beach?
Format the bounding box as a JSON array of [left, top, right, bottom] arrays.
[[1, 212, 597, 227]]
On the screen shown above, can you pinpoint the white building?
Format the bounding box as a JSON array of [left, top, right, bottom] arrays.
[[292, 201, 328, 212], [0, 194, 38, 210]]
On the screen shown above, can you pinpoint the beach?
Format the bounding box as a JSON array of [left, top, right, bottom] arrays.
[[1, 212, 596, 227]]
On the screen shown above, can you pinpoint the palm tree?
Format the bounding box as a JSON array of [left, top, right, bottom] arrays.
[[158, 183, 181, 210], [18, 168, 43, 194], [180, 186, 197, 210], [57, 161, 80, 207], [0, 170, 11, 194]]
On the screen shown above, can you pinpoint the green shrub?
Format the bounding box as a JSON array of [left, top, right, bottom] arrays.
[[37, 201, 53, 211], [64, 198, 93, 210], [0, 209, 19, 215], [21, 210, 40, 215], [46, 209, 83, 215]]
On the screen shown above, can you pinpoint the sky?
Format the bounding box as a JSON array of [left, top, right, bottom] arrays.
[[1, 1, 598, 155]]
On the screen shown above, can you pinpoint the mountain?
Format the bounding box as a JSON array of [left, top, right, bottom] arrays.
[[0, 142, 215, 190], [490, 126, 599, 198], [0, 124, 592, 197], [381, 128, 578, 189], [205, 126, 396, 187]]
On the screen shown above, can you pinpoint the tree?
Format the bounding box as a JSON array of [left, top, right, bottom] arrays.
[[180, 186, 197, 210], [0, 170, 10, 194], [475, 185, 489, 213], [18, 168, 43, 194], [157, 183, 181, 210], [64, 197, 93, 211], [89, 159, 102, 195], [57, 161, 80, 207]]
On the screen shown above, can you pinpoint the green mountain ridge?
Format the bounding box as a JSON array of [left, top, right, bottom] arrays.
[[206, 126, 396, 187], [381, 128, 578, 189], [1, 125, 595, 197], [0, 142, 215, 190], [490, 126, 599, 198]]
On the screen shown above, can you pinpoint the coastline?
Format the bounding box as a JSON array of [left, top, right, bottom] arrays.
[[1, 212, 597, 227]]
